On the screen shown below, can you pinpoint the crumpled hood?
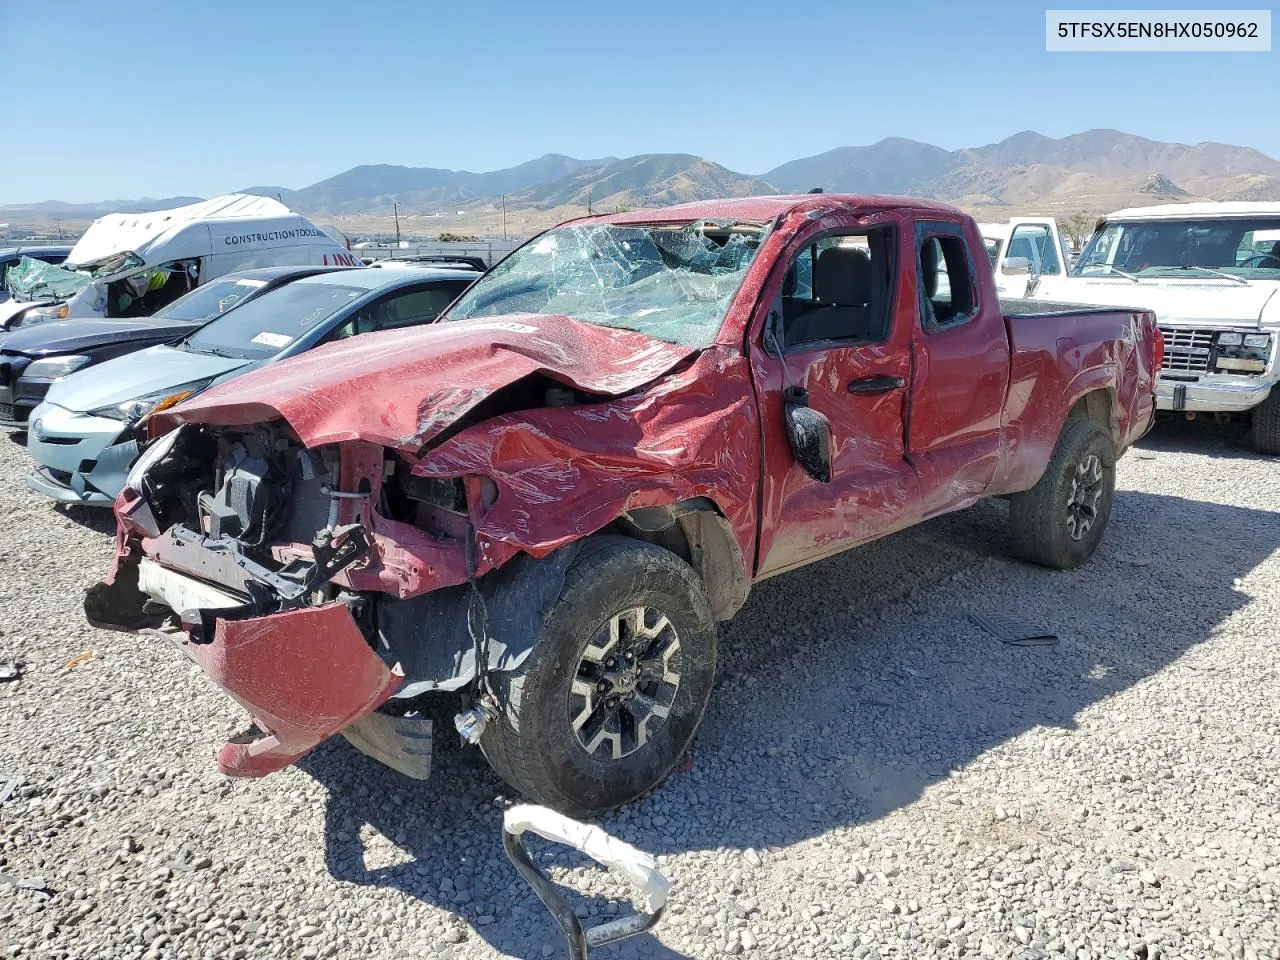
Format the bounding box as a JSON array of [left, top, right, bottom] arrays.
[[156, 314, 700, 452], [1050, 277, 1278, 328], [47, 343, 246, 413], [0, 317, 198, 358]]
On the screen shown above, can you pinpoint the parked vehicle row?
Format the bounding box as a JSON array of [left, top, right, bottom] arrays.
[[981, 203, 1280, 453], [0, 195, 485, 504], [82, 193, 1159, 815]]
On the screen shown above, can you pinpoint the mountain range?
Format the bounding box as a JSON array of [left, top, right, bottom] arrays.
[[6, 130, 1280, 232]]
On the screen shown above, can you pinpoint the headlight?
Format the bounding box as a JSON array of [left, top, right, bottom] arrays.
[[23, 355, 91, 380], [1243, 333, 1272, 349], [89, 383, 207, 424], [1217, 332, 1243, 347], [124, 427, 183, 491], [13, 303, 70, 327]]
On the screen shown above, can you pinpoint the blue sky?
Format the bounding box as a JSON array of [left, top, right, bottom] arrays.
[[1, 0, 1276, 202]]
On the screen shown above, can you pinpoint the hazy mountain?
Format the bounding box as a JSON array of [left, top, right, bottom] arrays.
[[9, 132, 1280, 230], [265, 154, 615, 215], [765, 138, 953, 194], [515, 154, 777, 209], [0, 196, 203, 215]]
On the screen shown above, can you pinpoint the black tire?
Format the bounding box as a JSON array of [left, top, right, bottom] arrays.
[[480, 536, 716, 816], [1008, 417, 1117, 570], [1251, 390, 1280, 455]]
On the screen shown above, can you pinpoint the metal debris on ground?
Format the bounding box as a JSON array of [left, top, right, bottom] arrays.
[[968, 612, 1059, 647], [0, 660, 22, 681], [0, 776, 19, 804], [63, 651, 95, 670]]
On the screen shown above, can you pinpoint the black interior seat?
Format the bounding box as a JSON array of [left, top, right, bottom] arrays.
[[786, 246, 875, 344]]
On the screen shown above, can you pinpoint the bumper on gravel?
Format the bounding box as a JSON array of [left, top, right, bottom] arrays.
[[196, 603, 403, 776]]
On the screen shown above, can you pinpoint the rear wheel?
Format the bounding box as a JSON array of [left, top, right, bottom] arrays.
[[480, 536, 716, 816], [1251, 391, 1280, 455], [1008, 417, 1116, 570]]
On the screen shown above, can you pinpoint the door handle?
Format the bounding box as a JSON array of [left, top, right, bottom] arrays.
[[847, 375, 905, 395]]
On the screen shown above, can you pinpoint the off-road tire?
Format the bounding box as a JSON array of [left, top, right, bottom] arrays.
[[1008, 417, 1117, 570], [1251, 391, 1280, 455], [480, 536, 716, 817]]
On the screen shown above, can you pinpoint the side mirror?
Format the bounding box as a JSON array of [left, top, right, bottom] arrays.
[[783, 386, 832, 483], [1002, 256, 1032, 276]]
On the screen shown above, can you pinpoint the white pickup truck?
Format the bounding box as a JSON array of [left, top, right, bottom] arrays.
[[984, 204, 1280, 454]]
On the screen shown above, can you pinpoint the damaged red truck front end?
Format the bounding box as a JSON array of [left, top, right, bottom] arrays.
[[87, 207, 773, 812]]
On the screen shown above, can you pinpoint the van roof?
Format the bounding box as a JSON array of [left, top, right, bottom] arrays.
[[1105, 201, 1280, 221], [66, 194, 341, 273]]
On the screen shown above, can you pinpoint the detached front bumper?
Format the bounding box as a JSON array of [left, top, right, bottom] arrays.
[[90, 558, 403, 777], [196, 603, 403, 776], [1156, 375, 1274, 413]]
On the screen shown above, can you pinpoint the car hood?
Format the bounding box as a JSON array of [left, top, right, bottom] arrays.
[[46, 343, 247, 413], [1049, 277, 1278, 327], [156, 314, 701, 453], [0, 317, 199, 358]]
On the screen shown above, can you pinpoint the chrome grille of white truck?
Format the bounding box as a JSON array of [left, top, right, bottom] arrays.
[[1158, 327, 1215, 373]]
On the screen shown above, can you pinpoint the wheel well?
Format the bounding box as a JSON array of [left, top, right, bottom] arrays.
[[1069, 389, 1118, 446], [608, 499, 750, 621]]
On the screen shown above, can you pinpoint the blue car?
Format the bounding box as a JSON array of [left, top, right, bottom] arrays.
[[27, 265, 477, 505]]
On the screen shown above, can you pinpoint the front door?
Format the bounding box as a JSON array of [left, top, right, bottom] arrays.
[[754, 219, 920, 578]]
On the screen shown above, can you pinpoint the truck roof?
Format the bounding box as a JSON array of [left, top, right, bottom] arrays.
[[583, 194, 966, 225], [1105, 201, 1280, 221]]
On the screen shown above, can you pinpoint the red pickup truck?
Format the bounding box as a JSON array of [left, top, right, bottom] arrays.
[[87, 195, 1160, 815]]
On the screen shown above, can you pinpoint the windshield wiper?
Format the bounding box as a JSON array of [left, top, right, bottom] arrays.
[[1170, 264, 1250, 286], [1078, 264, 1140, 283], [180, 341, 242, 359]]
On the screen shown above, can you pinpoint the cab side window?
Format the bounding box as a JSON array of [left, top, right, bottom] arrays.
[[918, 229, 978, 329], [780, 228, 894, 348]]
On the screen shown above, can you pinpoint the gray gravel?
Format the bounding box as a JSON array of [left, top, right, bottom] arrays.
[[1, 418, 1278, 960]]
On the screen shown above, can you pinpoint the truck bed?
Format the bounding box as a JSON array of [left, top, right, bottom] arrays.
[[1002, 298, 1140, 319]]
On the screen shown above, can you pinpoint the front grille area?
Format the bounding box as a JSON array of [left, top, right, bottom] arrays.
[[1159, 327, 1215, 373], [0, 403, 19, 423]]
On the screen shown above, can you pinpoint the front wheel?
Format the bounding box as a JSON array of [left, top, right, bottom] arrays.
[[1251, 390, 1280, 455], [481, 536, 716, 817], [1008, 418, 1117, 570]]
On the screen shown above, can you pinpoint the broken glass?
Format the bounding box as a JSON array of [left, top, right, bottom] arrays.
[[443, 220, 767, 346], [5, 256, 92, 302]]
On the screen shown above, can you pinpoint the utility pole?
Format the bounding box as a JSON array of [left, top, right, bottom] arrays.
[[53, 218, 64, 241], [500, 194, 507, 241], [393, 202, 401, 245], [587, 190, 593, 216]]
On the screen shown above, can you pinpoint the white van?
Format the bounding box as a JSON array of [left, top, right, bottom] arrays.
[[0, 195, 360, 329]]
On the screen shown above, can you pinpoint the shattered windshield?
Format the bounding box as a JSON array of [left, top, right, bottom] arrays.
[[442, 220, 767, 346], [6, 257, 93, 302], [1074, 218, 1280, 279]]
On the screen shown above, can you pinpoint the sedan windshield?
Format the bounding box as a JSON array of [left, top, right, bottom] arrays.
[[153, 276, 269, 322], [442, 220, 766, 346], [1074, 218, 1280, 279], [182, 282, 366, 360]]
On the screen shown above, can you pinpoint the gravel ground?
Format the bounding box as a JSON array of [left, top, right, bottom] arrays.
[[1, 418, 1278, 960]]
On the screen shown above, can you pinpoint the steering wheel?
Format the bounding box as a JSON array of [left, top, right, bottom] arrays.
[[1238, 254, 1280, 269]]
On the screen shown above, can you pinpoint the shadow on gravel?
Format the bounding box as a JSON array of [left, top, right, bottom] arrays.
[[301, 484, 1278, 959], [1136, 414, 1256, 458], [55, 503, 117, 535]]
